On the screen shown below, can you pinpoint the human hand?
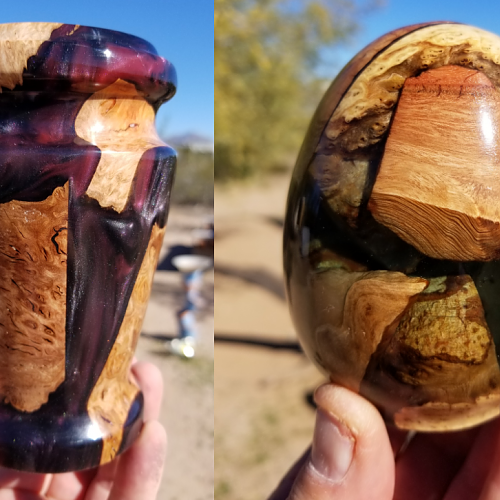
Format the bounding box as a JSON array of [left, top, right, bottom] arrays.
[[0, 361, 167, 500], [269, 383, 500, 500]]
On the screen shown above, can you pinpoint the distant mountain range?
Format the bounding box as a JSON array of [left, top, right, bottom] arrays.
[[164, 133, 214, 153]]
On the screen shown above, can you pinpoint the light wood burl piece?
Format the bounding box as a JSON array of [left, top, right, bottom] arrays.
[[394, 394, 500, 431], [305, 23, 500, 227], [372, 275, 500, 431], [369, 65, 500, 261], [75, 79, 166, 213], [88, 224, 165, 464], [396, 276, 491, 365], [326, 24, 500, 142], [312, 269, 427, 390], [0, 23, 63, 90], [0, 183, 68, 412]]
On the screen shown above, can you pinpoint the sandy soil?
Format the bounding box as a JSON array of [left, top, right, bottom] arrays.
[[136, 204, 214, 500], [214, 174, 326, 500], [143, 173, 326, 500]]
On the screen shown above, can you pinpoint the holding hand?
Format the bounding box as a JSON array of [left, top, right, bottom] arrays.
[[269, 384, 500, 500], [0, 361, 166, 500]]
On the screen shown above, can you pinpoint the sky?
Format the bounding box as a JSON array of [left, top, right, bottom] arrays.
[[0, 0, 214, 141], [330, 0, 500, 72]]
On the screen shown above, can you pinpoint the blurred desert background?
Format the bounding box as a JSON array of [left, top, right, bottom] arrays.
[[136, 137, 214, 500], [138, 0, 500, 498], [213, 1, 372, 497], [215, 174, 325, 499]]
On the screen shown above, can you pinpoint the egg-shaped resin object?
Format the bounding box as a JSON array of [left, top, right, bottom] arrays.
[[283, 22, 500, 431]]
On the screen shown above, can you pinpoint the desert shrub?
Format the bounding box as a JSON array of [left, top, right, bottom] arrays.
[[171, 146, 214, 206]]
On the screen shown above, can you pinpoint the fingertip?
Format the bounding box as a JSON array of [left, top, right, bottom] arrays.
[[313, 384, 386, 440], [131, 361, 163, 394], [286, 383, 395, 500], [131, 420, 167, 483], [309, 407, 355, 483]]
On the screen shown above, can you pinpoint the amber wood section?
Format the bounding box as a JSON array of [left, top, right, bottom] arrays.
[[369, 65, 500, 260], [0, 183, 68, 412], [88, 224, 165, 464], [0, 23, 62, 90], [311, 269, 427, 390], [395, 275, 491, 366], [309, 154, 370, 223], [370, 275, 500, 431], [75, 79, 166, 213]]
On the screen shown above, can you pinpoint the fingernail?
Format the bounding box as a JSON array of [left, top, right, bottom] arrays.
[[310, 408, 354, 482]]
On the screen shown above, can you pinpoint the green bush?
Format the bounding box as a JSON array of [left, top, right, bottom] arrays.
[[171, 146, 214, 206], [215, 0, 379, 181]]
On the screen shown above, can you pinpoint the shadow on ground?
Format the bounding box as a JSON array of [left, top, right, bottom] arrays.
[[215, 264, 286, 301], [214, 333, 302, 352], [142, 332, 301, 353]]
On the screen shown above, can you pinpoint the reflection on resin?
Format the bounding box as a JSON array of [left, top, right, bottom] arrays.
[[0, 23, 176, 472], [284, 22, 500, 432]]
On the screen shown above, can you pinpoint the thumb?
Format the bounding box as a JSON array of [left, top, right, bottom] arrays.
[[286, 384, 395, 500]]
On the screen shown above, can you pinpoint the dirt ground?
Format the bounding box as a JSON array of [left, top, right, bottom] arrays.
[[143, 173, 327, 500], [214, 174, 326, 500], [136, 203, 214, 500]]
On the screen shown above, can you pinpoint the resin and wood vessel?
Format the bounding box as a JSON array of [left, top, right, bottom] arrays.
[[0, 23, 176, 471], [284, 22, 500, 432]]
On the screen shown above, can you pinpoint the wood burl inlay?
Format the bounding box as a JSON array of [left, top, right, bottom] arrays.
[[75, 79, 166, 213], [395, 275, 492, 365], [327, 24, 500, 140], [312, 269, 428, 390], [88, 224, 165, 463], [394, 394, 500, 431], [0, 23, 63, 90], [367, 275, 500, 431], [0, 183, 68, 412], [308, 23, 500, 226], [293, 22, 445, 183], [370, 65, 500, 261]]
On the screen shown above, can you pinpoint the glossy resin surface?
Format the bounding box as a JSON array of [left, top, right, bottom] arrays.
[[284, 22, 500, 432], [0, 23, 176, 471]]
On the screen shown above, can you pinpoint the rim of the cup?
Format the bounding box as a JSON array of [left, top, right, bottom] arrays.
[[0, 22, 177, 104], [0, 22, 158, 52]]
